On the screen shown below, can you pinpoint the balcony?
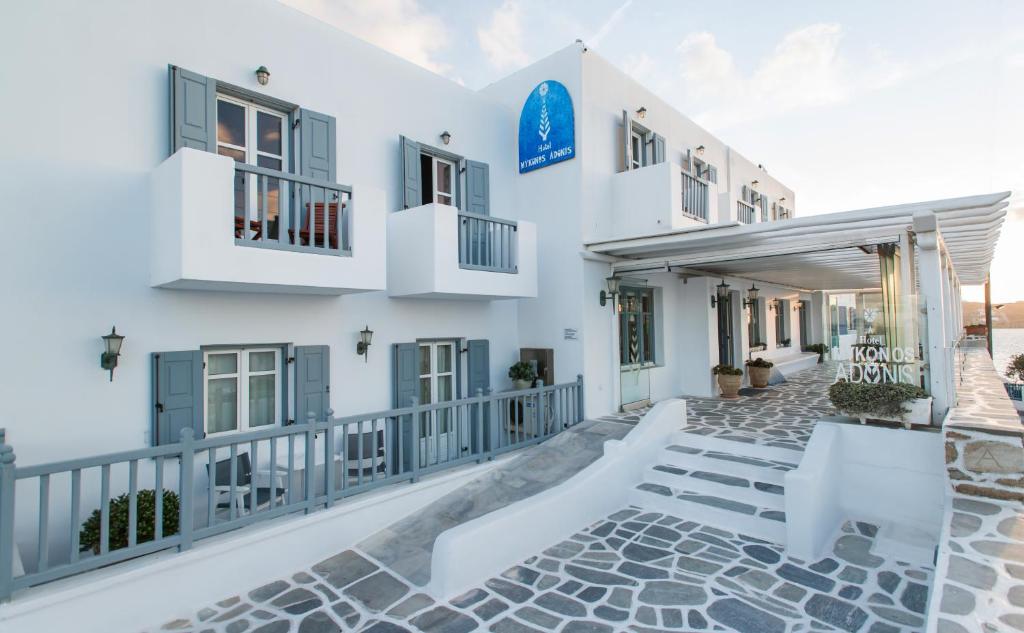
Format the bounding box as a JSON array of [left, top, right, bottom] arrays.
[[737, 200, 756, 224], [150, 149, 385, 295], [610, 161, 717, 237], [387, 203, 537, 300]]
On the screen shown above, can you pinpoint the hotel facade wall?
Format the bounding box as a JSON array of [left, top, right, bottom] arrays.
[[0, 0, 526, 469]]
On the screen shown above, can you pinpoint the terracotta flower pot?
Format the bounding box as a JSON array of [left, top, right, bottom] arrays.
[[748, 366, 771, 389], [718, 374, 742, 399]]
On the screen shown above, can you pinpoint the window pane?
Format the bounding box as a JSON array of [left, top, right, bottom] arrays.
[[217, 100, 245, 147], [257, 111, 282, 155], [255, 156, 282, 238], [249, 374, 275, 427], [217, 146, 246, 163], [642, 314, 653, 362], [437, 375, 452, 402], [418, 346, 430, 376], [436, 161, 452, 195], [436, 345, 452, 373], [249, 351, 275, 372], [208, 353, 237, 376], [208, 377, 238, 433], [419, 377, 431, 404]]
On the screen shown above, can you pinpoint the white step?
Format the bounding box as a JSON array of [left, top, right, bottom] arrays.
[[630, 482, 787, 545], [669, 431, 805, 464], [659, 445, 794, 487], [872, 521, 939, 567], [644, 462, 785, 511]]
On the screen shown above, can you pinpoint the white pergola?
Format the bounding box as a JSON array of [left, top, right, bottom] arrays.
[[586, 191, 1012, 421]]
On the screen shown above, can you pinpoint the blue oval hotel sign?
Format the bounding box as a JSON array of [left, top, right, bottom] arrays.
[[518, 80, 575, 173]]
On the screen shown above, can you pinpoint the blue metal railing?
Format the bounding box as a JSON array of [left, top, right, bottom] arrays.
[[737, 200, 756, 224], [0, 376, 584, 600], [681, 171, 709, 222], [1005, 383, 1023, 401], [458, 212, 518, 274]]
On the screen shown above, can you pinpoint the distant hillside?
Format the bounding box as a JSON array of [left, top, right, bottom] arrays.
[[963, 301, 1024, 329]]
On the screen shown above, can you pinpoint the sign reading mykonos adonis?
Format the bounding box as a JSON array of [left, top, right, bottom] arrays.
[[518, 80, 575, 173]]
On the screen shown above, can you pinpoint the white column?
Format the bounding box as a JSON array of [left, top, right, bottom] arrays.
[[810, 291, 827, 346], [913, 212, 951, 423]]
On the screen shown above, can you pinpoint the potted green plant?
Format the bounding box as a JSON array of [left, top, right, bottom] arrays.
[[713, 364, 743, 399], [804, 343, 827, 363], [508, 361, 537, 390], [828, 381, 931, 429], [80, 489, 180, 556], [1006, 353, 1024, 382], [745, 357, 774, 388]]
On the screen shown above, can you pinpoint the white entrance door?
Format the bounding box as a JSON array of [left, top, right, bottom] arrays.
[[418, 342, 456, 466]]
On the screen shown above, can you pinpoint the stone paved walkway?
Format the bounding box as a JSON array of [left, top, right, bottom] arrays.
[[160, 506, 933, 633], [680, 361, 839, 453]]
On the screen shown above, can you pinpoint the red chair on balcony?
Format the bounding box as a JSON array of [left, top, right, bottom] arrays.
[[289, 202, 344, 249]]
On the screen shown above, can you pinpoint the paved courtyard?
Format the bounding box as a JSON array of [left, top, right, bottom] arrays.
[[160, 506, 933, 633]]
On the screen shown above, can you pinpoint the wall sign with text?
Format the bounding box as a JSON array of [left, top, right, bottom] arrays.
[[518, 80, 575, 173]]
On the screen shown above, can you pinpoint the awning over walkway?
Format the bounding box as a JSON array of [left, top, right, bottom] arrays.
[[587, 192, 1011, 290]]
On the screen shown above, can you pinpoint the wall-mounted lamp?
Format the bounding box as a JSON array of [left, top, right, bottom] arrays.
[[255, 66, 270, 86], [695, 144, 705, 156], [636, 106, 647, 119], [710, 279, 730, 308], [778, 196, 786, 204], [743, 284, 759, 309], [793, 300, 805, 311], [768, 298, 782, 312], [440, 130, 452, 145], [100, 326, 125, 381], [599, 276, 621, 307], [356, 325, 374, 362], [751, 179, 760, 189]]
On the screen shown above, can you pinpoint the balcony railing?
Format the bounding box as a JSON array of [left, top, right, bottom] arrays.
[[233, 163, 352, 256], [681, 171, 710, 222], [0, 377, 584, 600], [458, 212, 518, 274], [737, 200, 756, 224]]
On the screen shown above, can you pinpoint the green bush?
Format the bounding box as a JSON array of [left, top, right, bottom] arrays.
[[80, 489, 180, 554], [508, 361, 537, 382], [712, 364, 743, 376], [1006, 354, 1024, 382], [803, 343, 827, 355], [746, 357, 774, 369], [828, 381, 926, 420]]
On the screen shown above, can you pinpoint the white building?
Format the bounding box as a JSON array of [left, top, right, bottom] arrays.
[[0, 0, 1012, 620]]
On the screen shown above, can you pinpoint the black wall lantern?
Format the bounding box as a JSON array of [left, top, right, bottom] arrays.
[[710, 280, 730, 308], [743, 284, 760, 309], [440, 130, 452, 145], [599, 276, 621, 307], [255, 66, 270, 86], [356, 325, 374, 361], [636, 106, 647, 119], [100, 326, 125, 381]]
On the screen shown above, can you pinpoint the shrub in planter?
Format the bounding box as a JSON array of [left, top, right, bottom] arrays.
[[508, 361, 537, 390], [828, 381, 927, 423], [80, 489, 180, 555], [803, 343, 827, 363], [713, 364, 743, 399], [745, 358, 775, 388], [1006, 353, 1024, 383]]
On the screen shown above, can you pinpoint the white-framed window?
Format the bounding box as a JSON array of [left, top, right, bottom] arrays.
[[204, 348, 282, 435], [419, 153, 455, 206], [217, 95, 290, 239], [630, 129, 645, 170]]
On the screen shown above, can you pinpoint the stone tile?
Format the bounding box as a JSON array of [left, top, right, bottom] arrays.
[[388, 593, 434, 618], [249, 580, 289, 603], [533, 592, 586, 617], [803, 594, 868, 632], [707, 597, 785, 633], [409, 606, 478, 633], [637, 580, 707, 606], [939, 583, 975, 615], [297, 611, 340, 633], [344, 571, 409, 612], [312, 550, 378, 589], [515, 605, 561, 629], [776, 563, 836, 592], [473, 598, 508, 621], [946, 554, 997, 590]]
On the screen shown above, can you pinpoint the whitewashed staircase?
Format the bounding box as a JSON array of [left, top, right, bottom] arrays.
[[630, 432, 804, 545]]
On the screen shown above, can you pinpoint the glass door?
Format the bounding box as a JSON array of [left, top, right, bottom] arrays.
[[619, 287, 654, 407], [418, 341, 456, 466], [717, 294, 734, 366]]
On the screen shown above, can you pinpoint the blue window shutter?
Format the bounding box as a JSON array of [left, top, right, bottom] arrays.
[[465, 161, 490, 215], [392, 343, 419, 473], [652, 134, 666, 165], [400, 136, 422, 209], [152, 351, 203, 446], [170, 66, 216, 154], [621, 110, 631, 171], [467, 340, 490, 453], [294, 345, 330, 421], [299, 110, 336, 182]]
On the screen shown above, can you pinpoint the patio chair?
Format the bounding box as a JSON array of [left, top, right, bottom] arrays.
[[207, 453, 285, 516], [343, 429, 386, 477], [288, 201, 344, 249]]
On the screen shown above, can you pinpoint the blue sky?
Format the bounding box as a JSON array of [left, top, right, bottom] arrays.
[[282, 0, 1023, 301]]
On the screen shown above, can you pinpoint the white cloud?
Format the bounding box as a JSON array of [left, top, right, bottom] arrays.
[[675, 24, 905, 129], [279, 0, 452, 75], [478, 0, 530, 71]]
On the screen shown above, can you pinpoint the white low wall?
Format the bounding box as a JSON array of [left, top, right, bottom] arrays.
[[429, 399, 685, 598], [785, 422, 946, 561], [0, 457, 509, 633]]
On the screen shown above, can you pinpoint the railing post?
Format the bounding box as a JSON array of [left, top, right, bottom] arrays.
[[0, 429, 16, 603], [409, 396, 420, 483], [304, 412, 316, 514], [324, 409, 335, 508], [487, 387, 497, 459], [474, 388, 484, 463], [535, 380, 546, 435], [177, 428, 194, 553], [576, 374, 585, 425]]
